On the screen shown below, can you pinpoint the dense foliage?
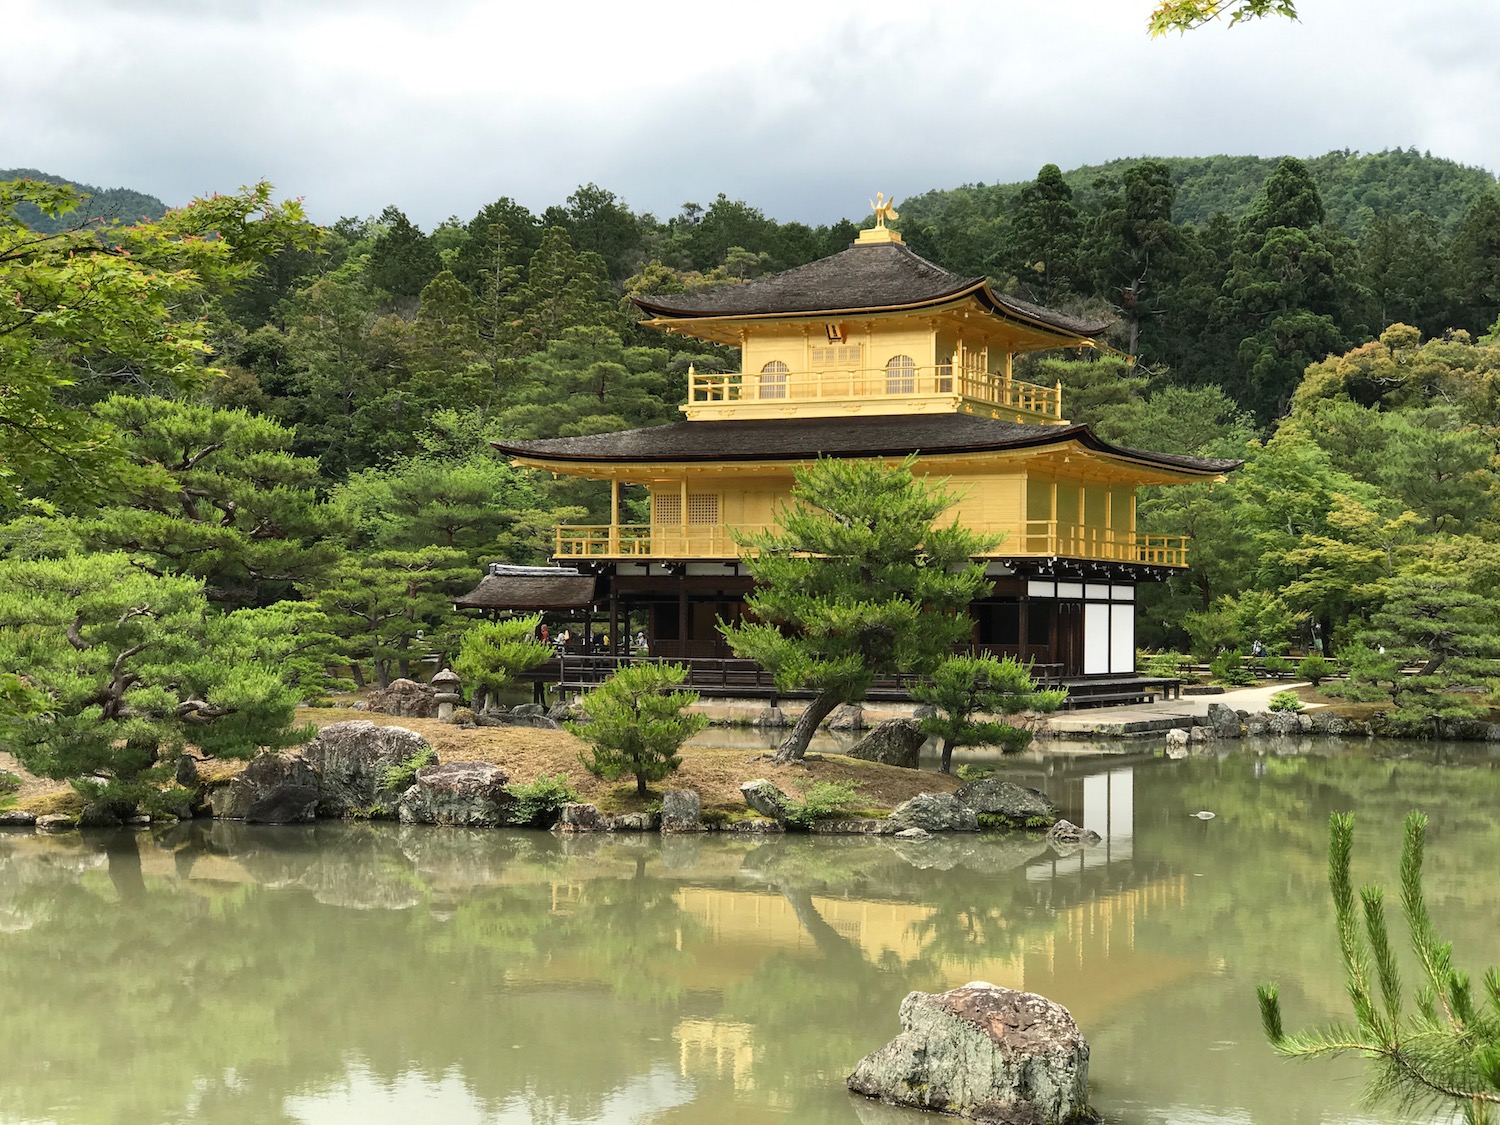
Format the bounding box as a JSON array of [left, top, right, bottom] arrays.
[[4, 147, 1500, 799]]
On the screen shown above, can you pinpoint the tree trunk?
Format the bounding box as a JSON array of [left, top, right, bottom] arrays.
[[939, 738, 956, 774], [349, 663, 366, 689], [637, 773, 648, 797], [775, 692, 842, 763]]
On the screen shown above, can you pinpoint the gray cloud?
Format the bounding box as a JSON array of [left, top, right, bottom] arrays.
[[5, 0, 1497, 229]]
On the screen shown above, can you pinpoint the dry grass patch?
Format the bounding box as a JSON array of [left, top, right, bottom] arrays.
[[305, 710, 954, 816]]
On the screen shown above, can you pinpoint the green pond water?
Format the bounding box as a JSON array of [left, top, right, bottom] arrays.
[[3, 737, 1498, 1125]]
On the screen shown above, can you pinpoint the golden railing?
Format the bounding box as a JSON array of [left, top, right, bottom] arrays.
[[555, 522, 1189, 567], [686, 364, 1063, 420]]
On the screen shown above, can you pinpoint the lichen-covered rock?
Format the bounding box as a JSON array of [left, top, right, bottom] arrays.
[[245, 785, 320, 824], [1165, 726, 1190, 745], [612, 812, 654, 832], [848, 982, 1096, 1123], [302, 720, 431, 817], [846, 719, 924, 768], [888, 793, 979, 833], [553, 802, 609, 833], [1047, 819, 1101, 846], [0, 810, 37, 827], [953, 778, 1058, 827], [826, 703, 864, 731], [367, 678, 437, 718], [740, 778, 793, 821], [35, 814, 78, 833], [212, 751, 318, 819], [397, 761, 512, 827], [1265, 711, 1303, 736], [894, 827, 932, 840], [1206, 702, 1243, 738], [660, 789, 704, 833]]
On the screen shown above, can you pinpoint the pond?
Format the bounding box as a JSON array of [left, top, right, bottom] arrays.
[[2, 737, 1498, 1124]]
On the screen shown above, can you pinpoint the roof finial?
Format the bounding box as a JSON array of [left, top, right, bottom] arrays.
[[857, 192, 904, 245]]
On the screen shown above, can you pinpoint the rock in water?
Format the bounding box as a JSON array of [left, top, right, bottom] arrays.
[[211, 751, 318, 820], [888, 792, 979, 833], [245, 784, 320, 825], [660, 789, 704, 833], [397, 761, 513, 827], [953, 778, 1058, 826], [302, 720, 432, 817], [846, 719, 925, 768], [848, 983, 1096, 1124]]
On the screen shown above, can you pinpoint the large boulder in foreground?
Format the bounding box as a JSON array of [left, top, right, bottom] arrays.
[[887, 792, 978, 833], [740, 778, 793, 821], [303, 720, 431, 816], [848, 983, 1096, 1124], [211, 751, 318, 820], [954, 778, 1058, 827], [846, 719, 924, 768], [397, 761, 513, 827]]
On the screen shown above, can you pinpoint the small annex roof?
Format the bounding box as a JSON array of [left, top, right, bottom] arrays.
[[492, 414, 1241, 477], [630, 240, 1111, 340], [453, 565, 598, 611]]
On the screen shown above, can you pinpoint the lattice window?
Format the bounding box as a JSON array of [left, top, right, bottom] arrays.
[[687, 493, 719, 524], [810, 344, 862, 367], [759, 360, 788, 399], [886, 354, 916, 394], [654, 492, 681, 524]]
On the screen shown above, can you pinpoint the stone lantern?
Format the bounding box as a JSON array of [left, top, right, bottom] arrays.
[[430, 667, 462, 722]]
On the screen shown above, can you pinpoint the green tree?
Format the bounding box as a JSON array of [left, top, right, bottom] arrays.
[[1005, 164, 1083, 305], [367, 205, 441, 298], [0, 178, 314, 508], [721, 456, 994, 763], [568, 662, 708, 797], [1356, 565, 1500, 729], [313, 546, 471, 688], [1258, 811, 1500, 1124], [454, 614, 552, 709], [69, 395, 340, 606], [1090, 159, 1182, 355], [0, 553, 310, 812], [912, 655, 1067, 773]]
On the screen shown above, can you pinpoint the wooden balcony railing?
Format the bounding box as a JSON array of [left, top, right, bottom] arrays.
[[554, 522, 1189, 567], [685, 364, 1064, 421]]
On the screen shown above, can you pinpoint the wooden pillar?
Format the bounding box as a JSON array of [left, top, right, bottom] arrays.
[[679, 476, 689, 557], [1049, 478, 1058, 555], [678, 583, 689, 659], [610, 477, 620, 556], [1104, 489, 1113, 559], [609, 584, 619, 657]]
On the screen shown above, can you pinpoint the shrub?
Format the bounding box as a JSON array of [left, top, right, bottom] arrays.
[[1259, 655, 1294, 677], [380, 746, 437, 793], [1267, 690, 1304, 713], [505, 773, 580, 827], [1210, 650, 1254, 686], [782, 781, 862, 829], [1141, 650, 1189, 678], [0, 769, 20, 801], [955, 763, 995, 782], [568, 663, 707, 797], [1296, 653, 1335, 686]]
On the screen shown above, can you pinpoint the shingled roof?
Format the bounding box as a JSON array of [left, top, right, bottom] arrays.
[[493, 414, 1240, 476], [453, 571, 598, 611], [630, 241, 1111, 338]]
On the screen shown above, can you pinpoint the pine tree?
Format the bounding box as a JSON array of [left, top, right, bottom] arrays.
[[912, 655, 1067, 773], [1258, 811, 1500, 1123], [568, 663, 708, 797], [454, 614, 552, 709], [721, 456, 995, 763]]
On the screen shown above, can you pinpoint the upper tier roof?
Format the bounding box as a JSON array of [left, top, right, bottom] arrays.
[[631, 240, 1111, 338], [493, 414, 1240, 476]]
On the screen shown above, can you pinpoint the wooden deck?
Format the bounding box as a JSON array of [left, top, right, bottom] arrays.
[[519, 655, 1179, 709]]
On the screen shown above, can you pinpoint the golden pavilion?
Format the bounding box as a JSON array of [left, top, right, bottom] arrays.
[[482, 204, 1236, 686]]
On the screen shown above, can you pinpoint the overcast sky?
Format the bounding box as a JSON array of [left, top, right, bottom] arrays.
[[6, 1, 1498, 230]]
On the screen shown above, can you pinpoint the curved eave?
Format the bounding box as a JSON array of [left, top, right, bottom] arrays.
[[491, 432, 1237, 483], [636, 282, 1109, 350]]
